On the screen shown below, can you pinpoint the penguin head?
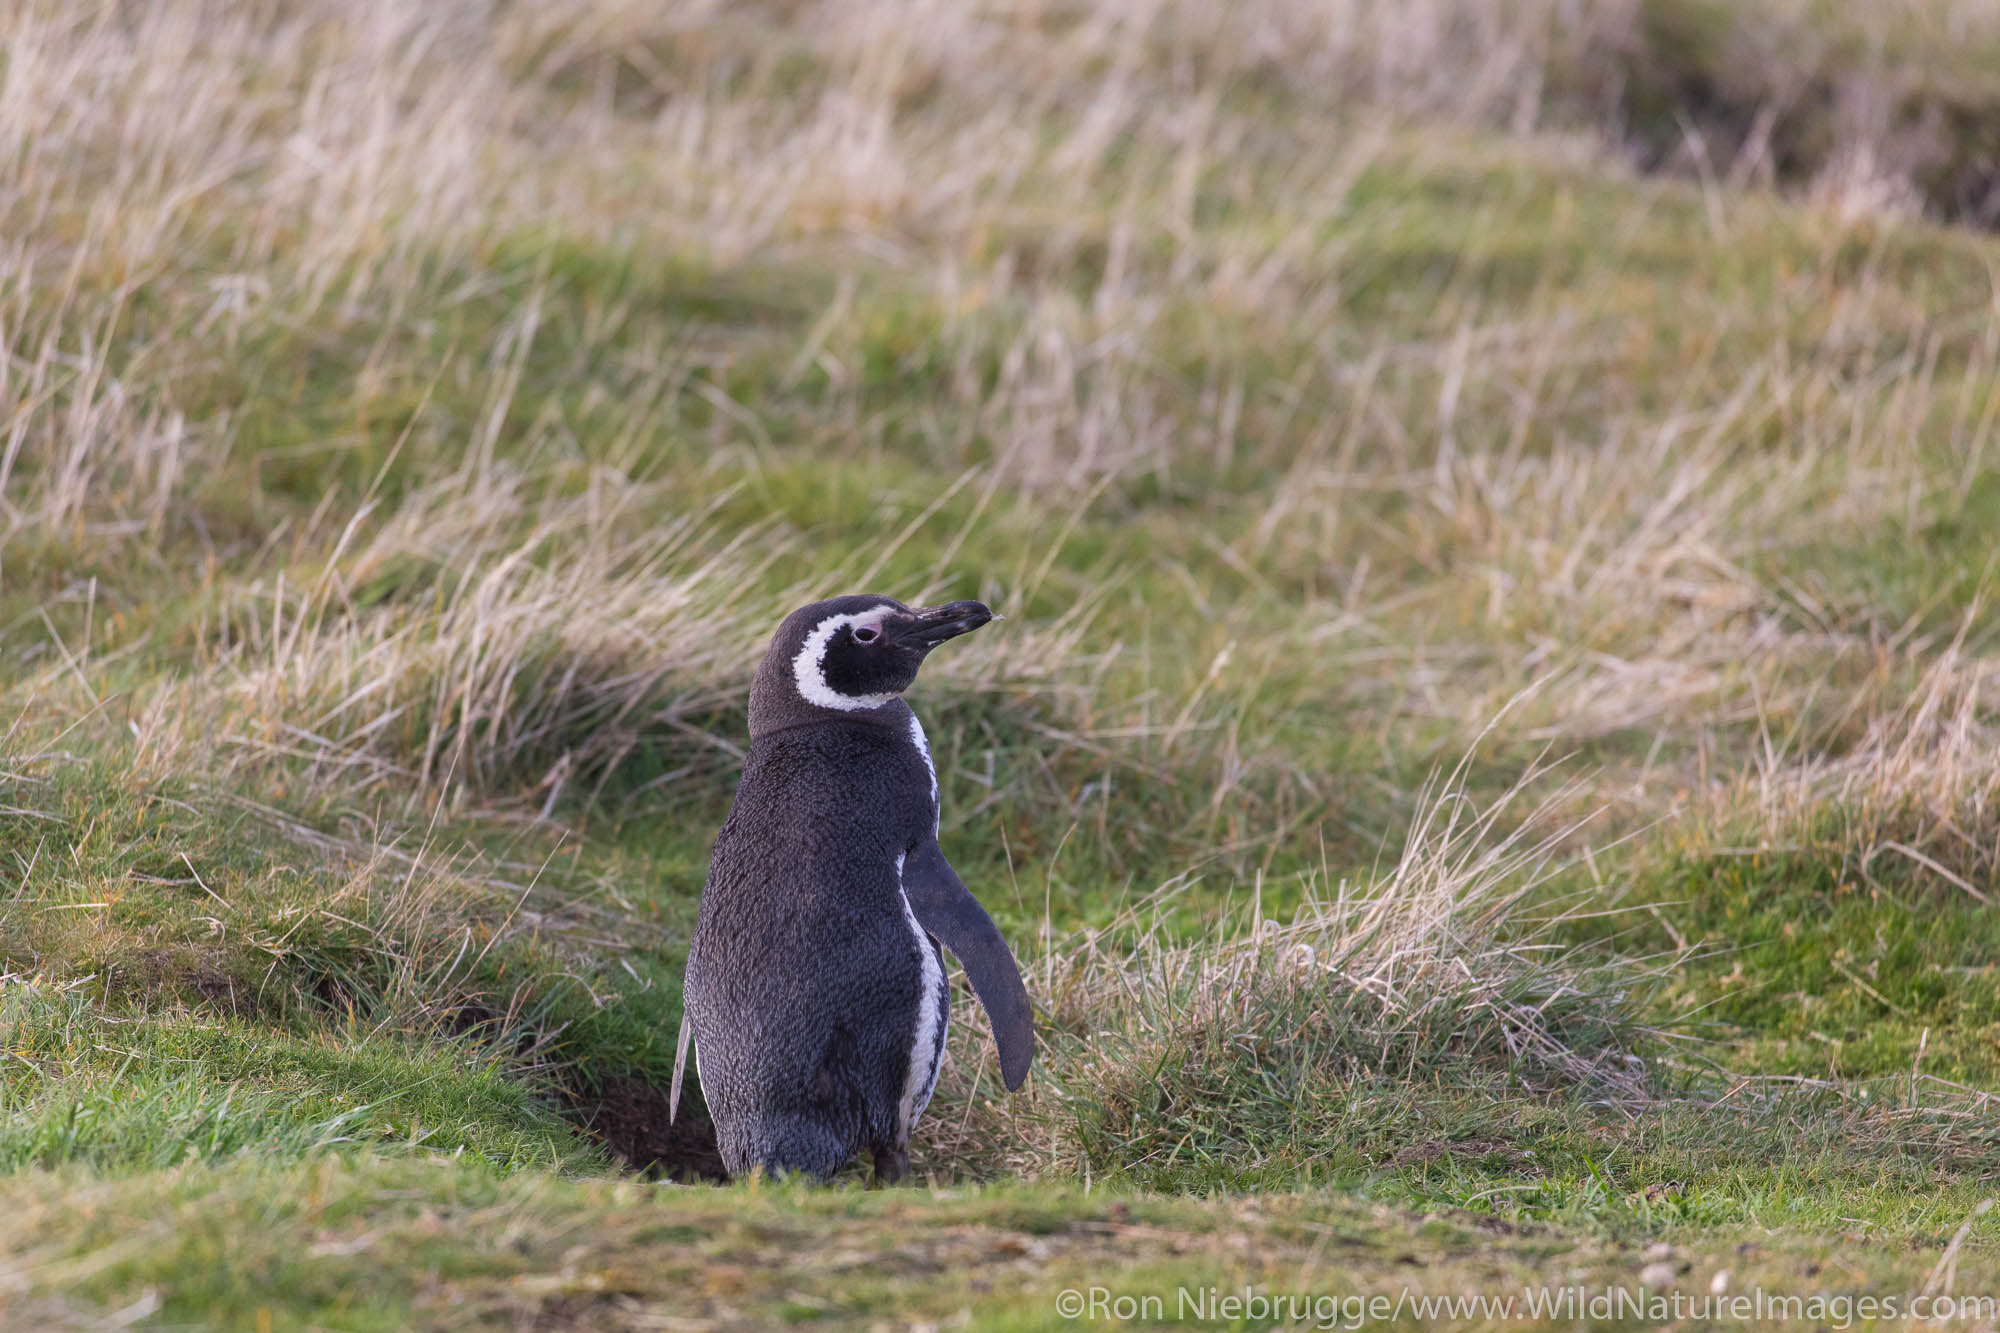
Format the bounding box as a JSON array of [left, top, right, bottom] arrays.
[[749, 594, 993, 733]]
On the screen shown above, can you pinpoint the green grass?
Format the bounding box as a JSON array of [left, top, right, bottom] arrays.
[[0, 987, 583, 1173], [1657, 848, 2000, 1085], [6, 0, 2000, 1324], [6, 1157, 1996, 1330]]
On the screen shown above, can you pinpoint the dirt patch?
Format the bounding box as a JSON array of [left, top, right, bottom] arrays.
[[187, 967, 250, 1015], [300, 984, 729, 1181], [433, 1002, 728, 1180], [121, 948, 263, 1019], [300, 987, 728, 1181], [563, 1074, 728, 1183], [1388, 1137, 1530, 1168]]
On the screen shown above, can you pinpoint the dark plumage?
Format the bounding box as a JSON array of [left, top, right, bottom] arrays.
[[676, 595, 1034, 1182]]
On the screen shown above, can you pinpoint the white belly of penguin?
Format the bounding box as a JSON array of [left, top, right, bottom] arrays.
[[894, 852, 949, 1138]]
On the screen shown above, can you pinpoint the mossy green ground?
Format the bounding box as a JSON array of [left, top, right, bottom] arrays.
[[7, 0, 2000, 1326]]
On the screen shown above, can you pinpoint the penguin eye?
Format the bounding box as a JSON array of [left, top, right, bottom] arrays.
[[852, 625, 880, 644]]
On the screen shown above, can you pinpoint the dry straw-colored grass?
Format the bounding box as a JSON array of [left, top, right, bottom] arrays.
[[1720, 628, 2000, 898], [6, 0, 1995, 833], [921, 750, 1658, 1181], [196, 466, 777, 802]]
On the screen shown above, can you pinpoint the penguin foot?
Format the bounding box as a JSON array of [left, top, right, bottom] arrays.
[[871, 1147, 909, 1185]]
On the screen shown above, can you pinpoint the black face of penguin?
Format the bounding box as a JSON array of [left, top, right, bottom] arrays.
[[749, 594, 993, 735]]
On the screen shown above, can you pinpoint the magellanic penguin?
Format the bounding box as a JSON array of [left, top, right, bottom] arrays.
[[672, 594, 1034, 1183]]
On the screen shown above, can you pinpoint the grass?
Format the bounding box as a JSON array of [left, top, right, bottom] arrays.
[[5, 1157, 1998, 1328], [5, 0, 2000, 1325], [1659, 846, 2000, 1082], [0, 984, 583, 1174]]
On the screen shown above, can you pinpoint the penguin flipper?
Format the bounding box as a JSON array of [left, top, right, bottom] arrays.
[[901, 840, 1035, 1090]]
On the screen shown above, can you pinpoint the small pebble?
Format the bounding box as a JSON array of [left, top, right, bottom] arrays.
[[1640, 1263, 1677, 1287]]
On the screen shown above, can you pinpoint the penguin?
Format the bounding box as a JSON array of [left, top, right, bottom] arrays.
[[671, 594, 1034, 1183]]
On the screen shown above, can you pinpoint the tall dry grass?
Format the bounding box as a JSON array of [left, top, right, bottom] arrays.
[[1716, 629, 2000, 898], [922, 753, 1662, 1181]]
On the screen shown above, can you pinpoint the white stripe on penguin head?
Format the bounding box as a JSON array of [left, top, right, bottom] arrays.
[[792, 609, 899, 712]]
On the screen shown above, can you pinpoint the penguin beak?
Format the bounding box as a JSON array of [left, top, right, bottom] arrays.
[[898, 600, 994, 649]]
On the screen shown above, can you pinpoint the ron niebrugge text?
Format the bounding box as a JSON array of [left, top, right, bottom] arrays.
[[1054, 1284, 1998, 1328]]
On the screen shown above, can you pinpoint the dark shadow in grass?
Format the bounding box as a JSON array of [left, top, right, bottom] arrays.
[[560, 1073, 727, 1183], [428, 995, 729, 1182]]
